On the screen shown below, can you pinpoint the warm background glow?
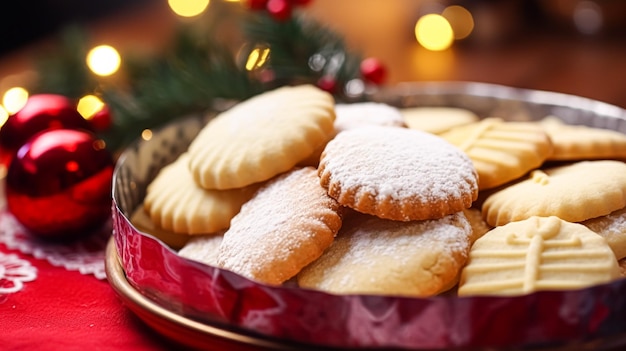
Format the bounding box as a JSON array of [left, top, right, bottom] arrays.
[[443, 5, 474, 40], [86, 45, 121, 76], [168, 0, 210, 17], [77, 95, 105, 120], [415, 14, 454, 51], [2, 87, 29, 114]]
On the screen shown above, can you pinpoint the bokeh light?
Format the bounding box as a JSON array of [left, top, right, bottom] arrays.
[[0, 105, 9, 129], [442, 5, 474, 40], [246, 47, 271, 71], [168, 0, 210, 17], [77, 95, 105, 120], [415, 14, 454, 51], [87, 45, 121, 76], [2, 87, 29, 114], [141, 129, 153, 141]]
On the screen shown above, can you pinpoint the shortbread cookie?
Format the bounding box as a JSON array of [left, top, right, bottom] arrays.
[[178, 234, 224, 267], [129, 205, 191, 250], [334, 102, 406, 132], [463, 207, 491, 245], [217, 167, 342, 285], [441, 117, 553, 190], [583, 207, 626, 260], [144, 153, 260, 234], [297, 211, 472, 297], [482, 160, 626, 227], [298, 102, 406, 167], [188, 84, 335, 190], [318, 126, 478, 221], [458, 216, 619, 296], [401, 107, 479, 134], [538, 116, 626, 161]]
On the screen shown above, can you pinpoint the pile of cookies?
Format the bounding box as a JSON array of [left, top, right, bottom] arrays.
[[131, 84, 626, 297]]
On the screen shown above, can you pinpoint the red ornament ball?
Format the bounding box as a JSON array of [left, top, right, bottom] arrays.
[[267, 0, 292, 21], [87, 104, 113, 132], [6, 129, 114, 239], [360, 57, 388, 85], [0, 94, 93, 152]]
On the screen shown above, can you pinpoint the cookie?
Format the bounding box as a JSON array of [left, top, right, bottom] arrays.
[[401, 107, 479, 134], [178, 234, 224, 267], [318, 126, 478, 221], [458, 216, 619, 296], [129, 205, 191, 250], [583, 207, 626, 260], [539, 116, 626, 161], [463, 207, 492, 245], [217, 167, 343, 285], [144, 153, 260, 235], [482, 160, 626, 227], [188, 84, 335, 190], [441, 117, 553, 190], [297, 211, 472, 297], [298, 102, 406, 167], [334, 102, 406, 132]]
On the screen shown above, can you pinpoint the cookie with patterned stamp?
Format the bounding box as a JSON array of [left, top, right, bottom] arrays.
[[318, 125, 478, 221], [188, 84, 336, 190], [482, 160, 626, 227], [144, 153, 260, 235], [441, 117, 553, 190], [458, 216, 619, 296]]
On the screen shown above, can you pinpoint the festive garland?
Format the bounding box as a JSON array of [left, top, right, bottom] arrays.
[[26, 0, 387, 152]]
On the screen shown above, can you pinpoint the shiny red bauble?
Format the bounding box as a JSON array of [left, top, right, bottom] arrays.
[[0, 94, 93, 152], [360, 57, 388, 85], [5, 129, 113, 239]]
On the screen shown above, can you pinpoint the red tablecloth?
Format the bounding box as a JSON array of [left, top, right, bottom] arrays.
[[0, 208, 184, 351]]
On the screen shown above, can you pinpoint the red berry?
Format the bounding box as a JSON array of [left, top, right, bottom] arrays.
[[360, 57, 387, 85], [267, 0, 292, 21], [317, 75, 337, 93]]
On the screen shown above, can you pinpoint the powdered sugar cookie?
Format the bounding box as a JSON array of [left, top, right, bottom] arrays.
[[463, 207, 492, 245], [401, 107, 479, 134], [539, 116, 626, 161], [318, 126, 478, 221], [188, 85, 335, 190], [178, 234, 224, 267], [583, 207, 626, 260], [217, 167, 343, 285], [297, 211, 472, 297], [298, 102, 406, 167], [441, 118, 553, 190], [144, 153, 260, 235], [482, 160, 626, 227], [458, 216, 619, 296]]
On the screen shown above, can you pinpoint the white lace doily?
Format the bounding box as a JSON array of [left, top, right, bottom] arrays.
[[0, 251, 37, 294], [0, 210, 109, 280]]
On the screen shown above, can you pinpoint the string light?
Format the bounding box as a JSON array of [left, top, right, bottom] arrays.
[[245, 47, 271, 71], [2, 87, 29, 115], [415, 14, 454, 51], [141, 129, 153, 141], [442, 5, 474, 40], [77, 95, 105, 120], [168, 0, 210, 17], [86, 45, 121, 77]]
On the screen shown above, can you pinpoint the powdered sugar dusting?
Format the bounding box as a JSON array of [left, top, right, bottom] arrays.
[[217, 167, 341, 284], [319, 126, 478, 218]]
